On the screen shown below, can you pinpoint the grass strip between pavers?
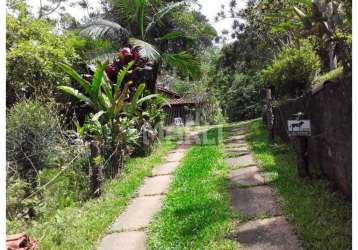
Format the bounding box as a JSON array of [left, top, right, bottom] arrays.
[[245, 118, 351, 249], [147, 127, 237, 250]]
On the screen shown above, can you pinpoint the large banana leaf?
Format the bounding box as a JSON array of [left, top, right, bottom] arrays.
[[57, 86, 87, 102], [91, 110, 106, 122], [130, 83, 146, 111], [59, 63, 91, 93], [114, 81, 133, 114], [102, 74, 114, 102], [114, 61, 135, 96], [91, 62, 105, 98], [137, 94, 161, 106], [57, 86, 97, 111]]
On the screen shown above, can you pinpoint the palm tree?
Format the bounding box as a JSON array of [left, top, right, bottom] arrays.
[[79, 0, 201, 91]]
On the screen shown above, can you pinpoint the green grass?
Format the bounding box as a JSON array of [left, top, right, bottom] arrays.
[[147, 127, 236, 250], [245, 119, 351, 249], [8, 139, 177, 250]]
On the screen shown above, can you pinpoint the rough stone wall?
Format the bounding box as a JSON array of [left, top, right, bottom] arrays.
[[271, 76, 352, 199]]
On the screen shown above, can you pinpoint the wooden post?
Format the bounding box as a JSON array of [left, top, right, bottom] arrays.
[[90, 140, 104, 197], [266, 89, 275, 143], [296, 136, 310, 177]]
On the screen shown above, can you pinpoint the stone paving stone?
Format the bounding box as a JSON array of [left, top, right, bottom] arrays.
[[228, 166, 265, 186], [236, 216, 302, 250], [230, 186, 281, 217], [111, 195, 164, 232], [229, 135, 246, 140], [225, 143, 248, 148], [224, 148, 250, 156], [97, 231, 146, 250], [224, 138, 246, 144], [151, 161, 180, 176], [225, 154, 256, 168], [231, 127, 249, 134], [137, 175, 172, 196], [225, 144, 249, 151]]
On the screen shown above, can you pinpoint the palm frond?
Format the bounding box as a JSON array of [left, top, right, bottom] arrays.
[[162, 51, 201, 79], [145, 2, 186, 37], [160, 31, 195, 42], [87, 51, 118, 64], [80, 19, 130, 43], [129, 38, 160, 61]]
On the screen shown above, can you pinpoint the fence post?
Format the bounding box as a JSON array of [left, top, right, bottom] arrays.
[[296, 136, 310, 177], [266, 89, 275, 143], [90, 140, 104, 197]]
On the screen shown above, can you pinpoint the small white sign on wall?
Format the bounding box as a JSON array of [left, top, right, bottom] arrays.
[[287, 120, 311, 136]]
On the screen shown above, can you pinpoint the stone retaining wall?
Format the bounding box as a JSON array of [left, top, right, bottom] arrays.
[[270, 75, 352, 199]]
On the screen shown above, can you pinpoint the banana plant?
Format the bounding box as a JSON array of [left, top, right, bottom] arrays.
[[58, 60, 161, 177]]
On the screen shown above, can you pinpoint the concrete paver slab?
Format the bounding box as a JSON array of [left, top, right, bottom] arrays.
[[236, 216, 302, 250], [111, 195, 164, 232], [98, 231, 147, 250], [137, 175, 172, 196], [165, 151, 185, 162], [230, 186, 281, 217], [151, 161, 180, 176]]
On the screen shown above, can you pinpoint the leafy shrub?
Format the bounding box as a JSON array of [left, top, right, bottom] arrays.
[[6, 2, 80, 106], [6, 176, 39, 220], [261, 41, 321, 98], [225, 73, 265, 121], [7, 100, 61, 182], [6, 100, 91, 221], [36, 144, 90, 216]]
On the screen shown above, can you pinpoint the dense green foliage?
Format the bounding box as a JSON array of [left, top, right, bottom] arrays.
[[5, 0, 352, 248], [7, 138, 176, 249], [261, 41, 321, 97], [213, 0, 351, 113], [224, 73, 265, 121], [246, 119, 351, 249], [6, 100, 90, 220], [6, 100, 60, 180], [6, 3, 82, 106]]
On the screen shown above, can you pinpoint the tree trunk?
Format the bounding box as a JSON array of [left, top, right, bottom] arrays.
[[109, 121, 123, 178], [149, 61, 159, 94], [266, 89, 275, 144], [329, 40, 337, 70], [90, 140, 104, 197]]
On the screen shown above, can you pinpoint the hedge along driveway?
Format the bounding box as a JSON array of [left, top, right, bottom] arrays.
[[14, 139, 177, 250], [147, 127, 237, 250]]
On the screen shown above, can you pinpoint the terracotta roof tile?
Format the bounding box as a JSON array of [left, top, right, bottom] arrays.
[[168, 98, 197, 105]]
